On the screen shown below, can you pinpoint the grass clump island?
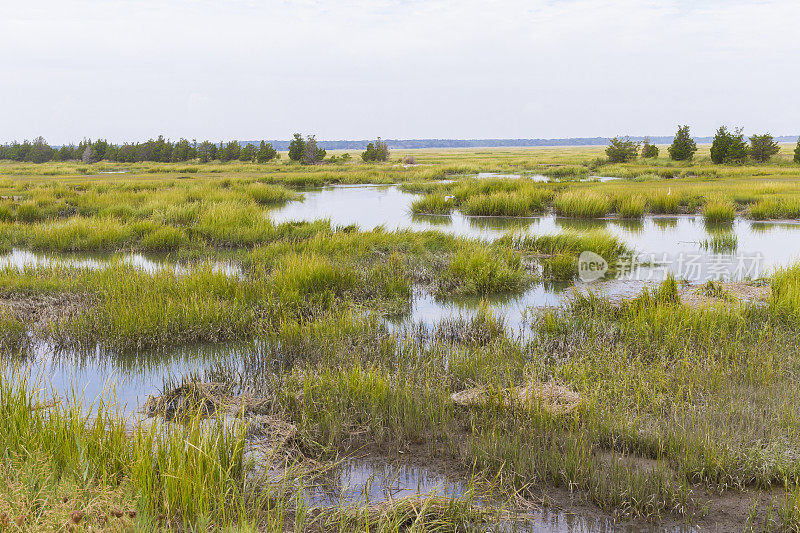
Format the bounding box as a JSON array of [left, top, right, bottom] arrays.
[[2, 146, 800, 531]]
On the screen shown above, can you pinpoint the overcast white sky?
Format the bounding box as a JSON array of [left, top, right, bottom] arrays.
[[1, 0, 798, 143]]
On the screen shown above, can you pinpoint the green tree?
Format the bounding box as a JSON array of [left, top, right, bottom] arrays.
[[640, 137, 659, 158], [239, 143, 257, 162], [361, 138, 390, 162], [668, 125, 697, 161], [795, 137, 800, 164], [605, 137, 640, 163], [361, 142, 377, 162], [710, 126, 748, 164], [301, 135, 326, 165], [749, 133, 780, 163], [222, 140, 241, 162], [256, 141, 278, 163], [288, 133, 305, 162], [710, 126, 732, 164], [26, 137, 56, 163], [197, 141, 215, 162], [172, 138, 192, 162]]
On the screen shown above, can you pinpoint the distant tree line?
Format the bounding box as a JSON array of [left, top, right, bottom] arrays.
[[0, 134, 395, 165], [606, 125, 797, 164], [0, 136, 281, 164]]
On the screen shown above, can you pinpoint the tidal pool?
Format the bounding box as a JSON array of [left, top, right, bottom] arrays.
[[272, 184, 800, 330], [270, 184, 800, 281], [5, 341, 255, 415], [0, 248, 241, 276], [305, 455, 697, 532]]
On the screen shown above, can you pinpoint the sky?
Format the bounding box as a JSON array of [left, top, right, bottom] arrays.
[[1, 0, 798, 143]]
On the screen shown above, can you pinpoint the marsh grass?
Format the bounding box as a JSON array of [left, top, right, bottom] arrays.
[[553, 191, 612, 219], [0, 371, 272, 531], [3, 149, 800, 529], [701, 232, 738, 254], [505, 229, 630, 264], [703, 198, 737, 224], [616, 194, 647, 219], [460, 191, 549, 217], [437, 245, 529, 296], [410, 194, 454, 215]]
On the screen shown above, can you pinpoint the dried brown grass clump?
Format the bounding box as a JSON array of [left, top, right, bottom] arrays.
[[0, 291, 94, 330], [328, 495, 500, 531], [451, 380, 581, 415]]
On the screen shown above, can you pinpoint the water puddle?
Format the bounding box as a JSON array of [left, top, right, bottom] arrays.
[[305, 456, 467, 507], [0, 248, 240, 276], [5, 341, 253, 415], [303, 455, 697, 532]]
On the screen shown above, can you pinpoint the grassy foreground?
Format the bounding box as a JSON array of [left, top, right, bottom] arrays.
[[2, 147, 800, 531]]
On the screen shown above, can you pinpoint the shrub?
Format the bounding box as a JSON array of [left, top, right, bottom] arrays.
[[361, 138, 390, 162], [794, 138, 800, 164], [749, 134, 780, 163], [641, 138, 659, 158], [668, 125, 697, 161], [605, 137, 640, 163], [710, 126, 748, 164]]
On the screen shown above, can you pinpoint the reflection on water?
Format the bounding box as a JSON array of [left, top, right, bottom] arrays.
[[0, 248, 240, 276], [306, 455, 697, 532], [5, 341, 254, 414], [271, 185, 800, 278], [306, 457, 466, 507], [272, 184, 800, 330]]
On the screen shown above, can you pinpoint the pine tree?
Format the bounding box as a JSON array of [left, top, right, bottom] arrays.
[[710, 126, 732, 164], [288, 133, 305, 162], [794, 137, 800, 164], [256, 141, 277, 163], [640, 137, 659, 158], [605, 137, 640, 163], [668, 125, 697, 161], [749, 134, 780, 163]]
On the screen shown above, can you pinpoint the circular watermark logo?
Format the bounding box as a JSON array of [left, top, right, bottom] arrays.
[[578, 251, 608, 282]]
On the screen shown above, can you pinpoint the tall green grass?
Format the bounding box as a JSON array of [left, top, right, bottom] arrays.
[[702, 198, 736, 223], [553, 191, 612, 218], [410, 194, 454, 215], [0, 372, 269, 530]]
